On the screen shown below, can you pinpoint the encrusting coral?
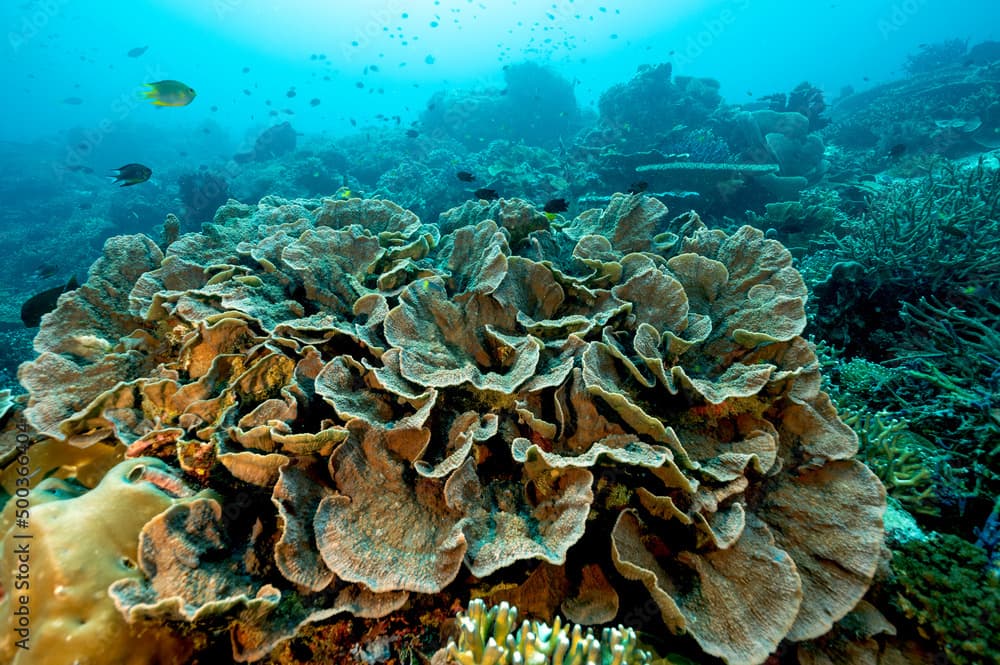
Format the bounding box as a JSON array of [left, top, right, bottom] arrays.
[[16, 193, 885, 664], [887, 532, 1000, 664]]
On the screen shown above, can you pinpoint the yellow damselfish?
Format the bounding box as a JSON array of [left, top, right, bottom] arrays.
[[143, 80, 196, 107]]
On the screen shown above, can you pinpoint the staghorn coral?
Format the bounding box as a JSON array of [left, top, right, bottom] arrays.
[[841, 410, 940, 517], [435, 599, 652, 665], [821, 158, 1000, 306], [810, 158, 1000, 372], [16, 193, 884, 664]]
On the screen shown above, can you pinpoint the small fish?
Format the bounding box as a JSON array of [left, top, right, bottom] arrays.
[[241, 66, 250, 73], [628, 181, 649, 194], [21, 275, 78, 327], [335, 186, 353, 199], [142, 80, 196, 107], [127, 45, 148, 58], [960, 284, 990, 298], [456, 171, 476, 182], [419, 278, 446, 295], [63, 96, 83, 105], [543, 197, 568, 214], [474, 188, 499, 201], [79, 202, 92, 210], [405, 129, 419, 138], [310, 98, 321, 106], [887, 143, 907, 158], [349, 118, 357, 126], [34, 263, 59, 279], [110, 163, 152, 187], [286, 88, 296, 98]]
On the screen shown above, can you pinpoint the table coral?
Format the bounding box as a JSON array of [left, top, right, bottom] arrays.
[[16, 194, 885, 664]]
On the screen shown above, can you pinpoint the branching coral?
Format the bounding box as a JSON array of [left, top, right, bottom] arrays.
[[438, 599, 652, 665], [16, 193, 884, 664], [808, 159, 1000, 527], [819, 347, 991, 530], [841, 410, 939, 516], [820, 158, 1000, 303]]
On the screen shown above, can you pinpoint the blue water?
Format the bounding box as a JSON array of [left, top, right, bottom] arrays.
[[2, 0, 996, 143]]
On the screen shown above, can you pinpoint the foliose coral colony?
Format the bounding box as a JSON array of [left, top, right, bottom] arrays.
[[2, 193, 885, 664]]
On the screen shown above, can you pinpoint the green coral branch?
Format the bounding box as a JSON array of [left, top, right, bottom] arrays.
[[843, 410, 942, 516], [898, 296, 1000, 380]]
